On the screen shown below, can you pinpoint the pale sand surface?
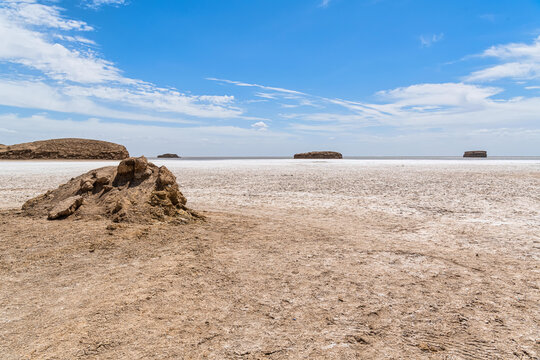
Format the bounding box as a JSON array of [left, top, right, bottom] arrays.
[[0, 159, 539, 359]]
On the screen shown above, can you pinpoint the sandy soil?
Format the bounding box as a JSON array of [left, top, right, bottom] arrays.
[[0, 159, 539, 359]]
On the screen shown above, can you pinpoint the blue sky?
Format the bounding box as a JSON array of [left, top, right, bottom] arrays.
[[0, 0, 539, 155]]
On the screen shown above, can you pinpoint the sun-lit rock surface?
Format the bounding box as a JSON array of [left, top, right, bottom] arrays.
[[0, 138, 129, 160], [22, 156, 202, 223]]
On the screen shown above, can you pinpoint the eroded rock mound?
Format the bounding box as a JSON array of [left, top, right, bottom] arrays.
[[0, 138, 129, 160], [157, 153, 180, 158], [22, 156, 202, 223], [294, 151, 343, 159], [463, 150, 487, 158]]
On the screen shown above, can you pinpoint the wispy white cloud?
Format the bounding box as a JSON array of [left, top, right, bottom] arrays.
[[0, 0, 128, 83], [420, 33, 444, 48], [322, 82, 539, 129], [207, 78, 305, 95], [208, 75, 539, 131], [468, 62, 540, 82], [84, 0, 128, 9], [63, 85, 239, 117], [53, 34, 97, 45], [0, 0, 244, 123], [0, 79, 241, 123], [2, 0, 93, 30], [251, 121, 269, 131], [0, 23, 124, 83], [466, 35, 540, 82], [368, 82, 540, 127], [319, 0, 332, 8], [282, 112, 375, 125], [0, 114, 295, 156], [255, 92, 278, 99], [376, 82, 501, 108]]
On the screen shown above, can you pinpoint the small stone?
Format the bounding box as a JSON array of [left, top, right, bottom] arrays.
[[80, 180, 94, 192], [345, 335, 368, 344], [95, 176, 110, 185], [47, 196, 83, 220]]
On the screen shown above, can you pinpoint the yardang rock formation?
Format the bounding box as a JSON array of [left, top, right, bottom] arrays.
[[463, 151, 487, 158], [157, 153, 180, 158], [294, 151, 343, 159], [22, 156, 202, 223], [0, 138, 129, 160]]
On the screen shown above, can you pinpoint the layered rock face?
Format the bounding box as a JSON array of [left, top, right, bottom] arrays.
[[157, 153, 180, 158], [294, 151, 343, 159], [463, 151, 487, 158], [0, 138, 129, 160], [22, 156, 202, 223]]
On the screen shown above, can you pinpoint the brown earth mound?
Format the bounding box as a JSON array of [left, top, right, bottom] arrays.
[[464, 150, 487, 158], [157, 153, 180, 158], [0, 138, 129, 160], [22, 156, 202, 223], [294, 151, 343, 159]]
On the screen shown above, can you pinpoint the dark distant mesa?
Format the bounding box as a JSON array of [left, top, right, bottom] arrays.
[[294, 151, 343, 159]]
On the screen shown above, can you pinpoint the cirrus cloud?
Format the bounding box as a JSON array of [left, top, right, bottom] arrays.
[[83, 0, 128, 10], [466, 35, 540, 82], [0, 0, 244, 124]]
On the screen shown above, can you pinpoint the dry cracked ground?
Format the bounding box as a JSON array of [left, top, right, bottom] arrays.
[[0, 160, 539, 359]]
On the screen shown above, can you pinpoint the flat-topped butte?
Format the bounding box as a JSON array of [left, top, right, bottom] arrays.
[[0, 138, 129, 160], [294, 151, 343, 159], [464, 150, 487, 158], [157, 153, 181, 158]]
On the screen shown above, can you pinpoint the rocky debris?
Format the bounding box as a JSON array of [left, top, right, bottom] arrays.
[[0, 138, 129, 160], [157, 153, 180, 158], [22, 156, 202, 223], [47, 196, 83, 220], [464, 151, 487, 158], [294, 151, 343, 159]]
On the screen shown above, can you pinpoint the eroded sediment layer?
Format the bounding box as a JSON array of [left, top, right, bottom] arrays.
[[0, 138, 129, 160]]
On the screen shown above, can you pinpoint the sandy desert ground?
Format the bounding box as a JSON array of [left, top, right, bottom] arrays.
[[0, 159, 539, 359]]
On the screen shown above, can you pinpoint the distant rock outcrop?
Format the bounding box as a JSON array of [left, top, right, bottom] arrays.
[[157, 153, 180, 158], [22, 156, 202, 223], [463, 151, 487, 158], [0, 138, 129, 160], [294, 151, 343, 159]]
